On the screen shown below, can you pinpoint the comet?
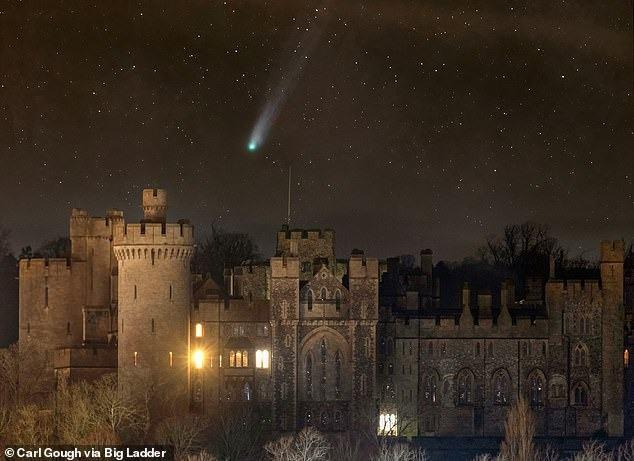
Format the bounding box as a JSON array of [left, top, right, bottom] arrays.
[[247, 18, 325, 152]]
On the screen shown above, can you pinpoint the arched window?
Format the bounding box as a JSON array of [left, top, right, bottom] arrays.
[[423, 372, 438, 403], [230, 350, 236, 368], [492, 369, 510, 405], [242, 350, 248, 367], [528, 370, 545, 408], [574, 343, 589, 367], [305, 355, 313, 400], [306, 290, 314, 310], [360, 374, 367, 396], [335, 290, 341, 311], [320, 411, 329, 428], [573, 382, 589, 406], [625, 349, 630, 368], [457, 369, 474, 405], [320, 287, 328, 300], [320, 339, 327, 399], [243, 382, 251, 401], [236, 350, 242, 368], [335, 350, 342, 399]]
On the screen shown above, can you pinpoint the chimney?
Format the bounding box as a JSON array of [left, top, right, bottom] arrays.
[[462, 282, 470, 309]]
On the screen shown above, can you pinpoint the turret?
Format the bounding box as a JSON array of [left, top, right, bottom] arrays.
[[114, 189, 193, 414], [142, 188, 168, 223]]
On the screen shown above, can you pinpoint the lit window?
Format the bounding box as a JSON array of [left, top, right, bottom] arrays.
[[625, 349, 630, 368], [378, 413, 398, 436], [134, 351, 138, 366], [230, 350, 236, 367], [256, 350, 270, 368], [195, 323, 203, 338], [219, 354, 222, 368], [169, 351, 173, 367], [193, 350, 204, 369]]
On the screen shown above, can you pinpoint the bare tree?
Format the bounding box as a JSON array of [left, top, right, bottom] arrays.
[[571, 441, 610, 461], [5, 404, 53, 445], [0, 339, 49, 405], [193, 224, 260, 285], [615, 439, 634, 461], [154, 415, 207, 461], [499, 396, 537, 461], [206, 404, 267, 461], [372, 442, 428, 461], [265, 427, 330, 461]]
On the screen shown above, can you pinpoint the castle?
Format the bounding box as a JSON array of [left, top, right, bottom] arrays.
[[18, 189, 631, 437]]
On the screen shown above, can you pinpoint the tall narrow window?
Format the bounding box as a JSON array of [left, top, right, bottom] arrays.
[[457, 369, 474, 405], [574, 343, 588, 367], [528, 372, 545, 407], [195, 323, 203, 337], [134, 351, 138, 367], [27, 322, 30, 334], [493, 370, 510, 405], [242, 350, 248, 367], [306, 354, 313, 399], [66, 322, 71, 335], [151, 318, 155, 333], [307, 290, 313, 310], [169, 284, 173, 300], [573, 383, 588, 406], [45, 286, 49, 307], [134, 285, 137, 299], [169, 352, 173, 367], [625, 349, 630, 368], [360, 373, 367, 396], [335, 350, 342, 399], [236, 351, 242, 367], [335, 290, 341, 311], [424, 373, 438, 403], [320, 339, 327, 400], [230, 350, 236, 368]]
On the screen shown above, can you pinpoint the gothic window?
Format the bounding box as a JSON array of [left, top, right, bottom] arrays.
[[492, 369, 510, 405], [284, 334, 292, 348], [334, 411, 343, 429], [320, 287, 328, 300], [335, 290, 341, 311], [306, 290, 314, 310], [360, 373, 367, 396], [573, 382, 589, 406], [574, 343, 589, 367], [230, 350, 236, 367], [527, 370, 545, 408], [457, 369, 474, 405], [242, 350, 248, 367], [625, 349, 630, 368], [335, 350, 342, 399], [243, 382, 251, 401], [423, 373, 438, 403], [236, 351, 242, 367], [256, 349, 270, 368], [306, 355, 313, 400], [320, 339, 327, 400], [320, 411, 329, 428]]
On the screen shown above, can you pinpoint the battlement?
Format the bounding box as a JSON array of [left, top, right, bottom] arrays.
[[113, 222, 194, 246], [277, 227, 335, 242], [349, 251, 379, 279], [70, 209, 124, 239], [601, 240, 625, 263], [19, 258, 72, 275], [142, 188, 168, 223], [270, 256, 300, 278]]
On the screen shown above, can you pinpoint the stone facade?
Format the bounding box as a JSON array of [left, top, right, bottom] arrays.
[[17, 189, 630, 438]]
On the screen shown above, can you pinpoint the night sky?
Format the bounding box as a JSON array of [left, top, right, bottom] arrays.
[[1, 1, 632, 261]]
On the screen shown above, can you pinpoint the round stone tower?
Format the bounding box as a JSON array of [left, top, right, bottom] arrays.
[[113, 189, 194, 414]]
